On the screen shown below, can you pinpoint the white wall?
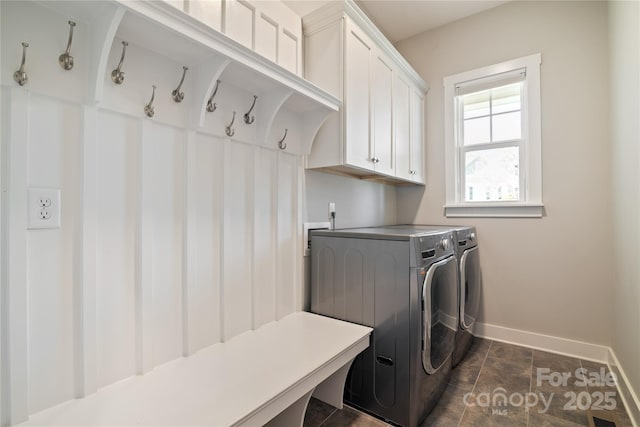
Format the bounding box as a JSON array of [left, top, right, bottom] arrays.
[[395, 2, 613, 346], [609, 0, 640, 414], [305, 170, 396, 229]]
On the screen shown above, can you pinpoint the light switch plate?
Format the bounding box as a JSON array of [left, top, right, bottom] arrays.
[[28, 188, 61, 229]]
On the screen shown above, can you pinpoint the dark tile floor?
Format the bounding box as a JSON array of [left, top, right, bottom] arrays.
[[303, 339, 635, 427]]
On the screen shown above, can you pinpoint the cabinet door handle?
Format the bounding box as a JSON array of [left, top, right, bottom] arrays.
[[371, 157, 380, 164]]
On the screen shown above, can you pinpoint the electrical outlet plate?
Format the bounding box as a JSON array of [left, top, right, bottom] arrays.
[[303, 222, 331, 257], [28, 188, 61, 229]]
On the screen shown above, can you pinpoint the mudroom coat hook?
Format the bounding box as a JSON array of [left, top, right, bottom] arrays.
[[244, 95, 257, 124], [206, 80, 220, 113], [278, 129, 288, 150], [172, 66, 188, 103], [226, 111, 236, 137], [59, 20, 76, 70], [111, 41, 128, 84], [14, 42, 29, 86], [145, 85, 156, 118]]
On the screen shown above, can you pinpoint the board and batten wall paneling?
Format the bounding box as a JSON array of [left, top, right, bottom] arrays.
[[253, 148, 278, 329], [184, 132, 223, 355], [2, 87, 30, 426], [276, 152, 299, 319], [2, 4, 309, 418], [27, 95, 81, 414], [222, 140, 255, 341], [147, 123, 185, 367], [95, 111, 139, 388]]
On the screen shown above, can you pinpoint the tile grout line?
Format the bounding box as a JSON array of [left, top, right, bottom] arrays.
[[315, 407, 337, 427], [457, 340, 493, 427]]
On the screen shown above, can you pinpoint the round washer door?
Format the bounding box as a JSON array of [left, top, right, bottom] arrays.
[[422, 255, 458, 374], [460, 246, 481, 330]]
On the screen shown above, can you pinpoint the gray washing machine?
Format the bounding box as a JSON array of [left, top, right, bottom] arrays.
[[310, 227, 459, 426], [386, 225, 482, 367], [450, 226, 481, 366]]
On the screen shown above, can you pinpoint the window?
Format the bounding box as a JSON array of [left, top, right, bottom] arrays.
[[443, 54, 543, 217]]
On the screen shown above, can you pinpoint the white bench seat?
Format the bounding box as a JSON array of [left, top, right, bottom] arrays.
[[18, 312, 372, 427]]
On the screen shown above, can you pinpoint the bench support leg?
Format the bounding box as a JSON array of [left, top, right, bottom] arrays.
[[264, 389, 313, 427], [312, 356, 356, 409]]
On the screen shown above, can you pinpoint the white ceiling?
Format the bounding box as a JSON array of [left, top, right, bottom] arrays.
[[283, 0, 508, 43]]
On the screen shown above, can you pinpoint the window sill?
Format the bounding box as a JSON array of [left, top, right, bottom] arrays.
[[444, 203, 544, 218]]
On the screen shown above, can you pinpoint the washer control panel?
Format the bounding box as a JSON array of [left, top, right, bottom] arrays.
[[414, 233, 455, 267]]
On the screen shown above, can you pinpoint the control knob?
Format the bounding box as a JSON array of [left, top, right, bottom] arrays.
[[439, 238, 450, 251], [468, 232, 476, 242]]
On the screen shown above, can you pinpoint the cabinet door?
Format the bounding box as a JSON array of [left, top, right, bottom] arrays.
[[344, 22, 372, 171], [188, 0, 222, 31], [410, 88, 425, 183], [279, 28, 300, 75], [255, 11, 278, 63], [372, 53, 394, 176], [394, 75, 411, 180], [225, 0, 255, 49]]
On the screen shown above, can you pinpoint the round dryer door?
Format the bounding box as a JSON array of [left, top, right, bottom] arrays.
[[421, 255, 458, 374], [460, 246, 481, 330]]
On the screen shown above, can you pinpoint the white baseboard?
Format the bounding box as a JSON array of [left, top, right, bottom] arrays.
[[608, 349, 640, 427], [475, 322, 610, 362], [475, 322, 639, 427]]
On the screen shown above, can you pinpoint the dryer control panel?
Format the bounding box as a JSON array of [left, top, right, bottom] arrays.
[[412, 233, 455, 268]]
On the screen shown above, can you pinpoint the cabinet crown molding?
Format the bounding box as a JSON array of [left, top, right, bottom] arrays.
[[302, 0, 428, 93]]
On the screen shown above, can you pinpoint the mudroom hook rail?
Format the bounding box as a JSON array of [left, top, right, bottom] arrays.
[[206, 79, 220, 113], [14, 42, 29, 86], [111, 41, 128, 84], [244, 95, 257, 124], [59, 20, 76, 70]]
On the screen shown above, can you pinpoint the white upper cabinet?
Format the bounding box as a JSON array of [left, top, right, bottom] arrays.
[[394, 74, 412, 181], [410, 88, 425, 183], [344, 23, 373, 170], [395, 76, 424, 183], [303, 0, 427, 184], [372, 52, 394, 176]]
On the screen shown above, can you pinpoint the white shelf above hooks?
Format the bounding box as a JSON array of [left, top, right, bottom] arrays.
[[33, 0, 339, 155]]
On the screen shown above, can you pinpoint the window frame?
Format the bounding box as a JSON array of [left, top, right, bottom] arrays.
[[443, 54, 543, 218]]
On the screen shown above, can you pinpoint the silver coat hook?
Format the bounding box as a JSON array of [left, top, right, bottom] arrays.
[[206, 80, 220, 113], [172, 66, 188, 103], [59, 20, 76, 70], [278, 129, 288, 150], [111, 41, 128, 84], [226, 112, 236, 137], [244, 95, 257, 125], [145, 85, 156, 118], [14, 42, 29, 86]]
